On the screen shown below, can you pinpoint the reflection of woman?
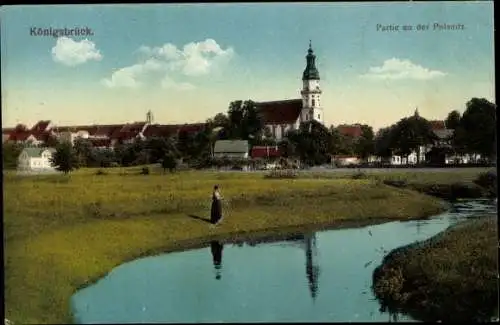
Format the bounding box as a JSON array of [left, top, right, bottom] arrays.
[[210, 185, 223, 225], [210, 241, 224, 280]]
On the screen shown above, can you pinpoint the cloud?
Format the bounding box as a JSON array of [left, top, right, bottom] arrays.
[[360, 58, 447, 80], [101, 58, 164, 88], [103, 38, 234, 89], [161, 76, 195, 91], [51, 37, 102, 66]]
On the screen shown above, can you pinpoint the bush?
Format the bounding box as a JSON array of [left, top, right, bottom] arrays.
[[351, 171, 368, 180], [383, 179, 408, 188], [140, 167, 150, 175], [264, 169, 298, 179], [473, 170, 497, 197], [95, 169, 107, 176]]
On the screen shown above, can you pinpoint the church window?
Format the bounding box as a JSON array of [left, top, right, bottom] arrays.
[[312, 98, 315, 106], [318, 114, 320, 119], [305, 113, 309, 121]]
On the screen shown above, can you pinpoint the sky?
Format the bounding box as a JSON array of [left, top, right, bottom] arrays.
[[1, 2, 495, 131]]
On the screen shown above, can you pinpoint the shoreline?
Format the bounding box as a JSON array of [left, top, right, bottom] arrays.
[[72, 213, 440, 293], [372, 216, 498, 322]]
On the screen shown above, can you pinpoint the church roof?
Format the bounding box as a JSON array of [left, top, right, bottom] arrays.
[[256, 99, 303, 125]]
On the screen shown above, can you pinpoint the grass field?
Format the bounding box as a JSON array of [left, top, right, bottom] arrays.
[[372, 217, 498, 322], [3, 166, 490, 324]]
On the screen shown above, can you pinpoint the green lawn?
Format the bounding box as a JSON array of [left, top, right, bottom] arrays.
[[3, 167, 489, 324]]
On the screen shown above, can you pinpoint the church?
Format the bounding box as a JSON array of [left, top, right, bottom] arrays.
[[256, 41, 324, 140]]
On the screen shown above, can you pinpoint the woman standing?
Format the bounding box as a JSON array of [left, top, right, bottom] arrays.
[[211, 185, 223, 225]]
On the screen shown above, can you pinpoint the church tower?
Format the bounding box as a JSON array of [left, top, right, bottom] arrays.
[[300, 41, 323, 125]]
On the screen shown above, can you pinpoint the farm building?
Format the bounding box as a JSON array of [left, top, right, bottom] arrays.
[[17, 147, 57, 172]]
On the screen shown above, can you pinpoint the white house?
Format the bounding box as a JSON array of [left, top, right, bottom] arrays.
[[17, 148, 57, 172], [213, 140, 249, 160], [333, 155, 362, 166]]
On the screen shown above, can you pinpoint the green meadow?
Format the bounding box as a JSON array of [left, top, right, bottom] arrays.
[[3, 167, 490, 324]]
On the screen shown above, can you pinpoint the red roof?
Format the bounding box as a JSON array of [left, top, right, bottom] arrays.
[[143, 123, 206, 138], [178, 123, 206, 133], [251, 146, 281, 158], [7, 131, 49, 142], [429, 120, 446, 130], [337, 124, 363, 138], [93, 124, 123, 137], [14, 124, 29, 132], [256, 99, 302, 125], [7, 121, 207, 142], [30, 132, 49, 141], [8, 131, 30, 142], [31, 120, 51, 133], [143, 124, 179, 138]]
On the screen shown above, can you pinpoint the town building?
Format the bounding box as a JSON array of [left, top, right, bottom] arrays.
[[17, 147, 56, 172], [256, 41, 324, 141], [213, 140, 250, 160], [2, 111, 206, 150]]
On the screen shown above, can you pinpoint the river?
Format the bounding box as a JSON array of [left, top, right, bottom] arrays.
[[71, 199, 497, 323]]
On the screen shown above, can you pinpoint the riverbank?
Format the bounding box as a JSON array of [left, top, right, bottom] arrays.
[[3, 167, 448, 324], [3, 167, 490, 324], [372, 216, 498, 322]]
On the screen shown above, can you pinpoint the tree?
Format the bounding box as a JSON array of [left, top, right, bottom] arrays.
[[453, 98, 496, 161], [278, 138, 297, 158], [45, 134, 60, 147], [445, 110, 461, 130], [288, 120, 332, 166], [354, 124, 375, 162], [209, 113, 230, 129], [144, 136, 177, 163], [161, 153, 177, 173], [73, 138, 93, 167], [93, 148, 117, 167], [390, 115, 436, 164], [2, 142, 24, 170], [374, 126, 396, 161], [176, 129, 196, 160], [226, 100, 264, 142], [50, 142, 79, 174]]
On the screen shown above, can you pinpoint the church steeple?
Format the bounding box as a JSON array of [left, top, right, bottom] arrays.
[[300, 41, 323, 125], [146, 110, 153, 124], [305, 233, 320, 300], [302, 40, 320, 81]]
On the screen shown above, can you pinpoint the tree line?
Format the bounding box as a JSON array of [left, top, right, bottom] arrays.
[[2, 97, 496, 173]]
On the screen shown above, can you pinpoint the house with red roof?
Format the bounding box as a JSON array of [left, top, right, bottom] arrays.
[[3, 121, 54, 146], [2, 127, 15, 143], [336, 124, 363, 138]]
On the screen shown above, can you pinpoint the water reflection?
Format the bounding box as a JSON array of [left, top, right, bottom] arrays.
[[71, 199, 496, 323], [304, 233, 320, 301], [210, 241, 223, 280]]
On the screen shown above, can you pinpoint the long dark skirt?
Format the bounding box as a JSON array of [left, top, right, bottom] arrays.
[[210, 199, 222, 224]]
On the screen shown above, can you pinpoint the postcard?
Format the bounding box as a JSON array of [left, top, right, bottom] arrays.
[[2, 2, 497, 324]]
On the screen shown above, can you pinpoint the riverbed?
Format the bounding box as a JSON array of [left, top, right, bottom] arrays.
[[71, 199, 497, 323]]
